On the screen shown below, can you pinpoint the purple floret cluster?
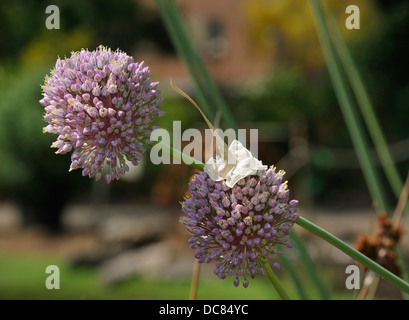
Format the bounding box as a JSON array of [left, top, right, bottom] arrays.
[[41, 45, 163, 183], [181, 167, 299, 287]]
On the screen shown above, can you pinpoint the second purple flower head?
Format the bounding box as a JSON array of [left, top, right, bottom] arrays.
[[41, 45, 164, 183]]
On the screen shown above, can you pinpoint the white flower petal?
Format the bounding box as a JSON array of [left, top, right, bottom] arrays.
[[204, 139, 267, 187], [204, 158, 224, 181]]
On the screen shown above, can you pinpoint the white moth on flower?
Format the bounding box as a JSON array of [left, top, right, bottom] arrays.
[[204, 139, 267, 188], [170, 79, 267, 187]]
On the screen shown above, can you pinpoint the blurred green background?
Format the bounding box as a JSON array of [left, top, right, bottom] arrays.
[[0, 0, 408, 299]]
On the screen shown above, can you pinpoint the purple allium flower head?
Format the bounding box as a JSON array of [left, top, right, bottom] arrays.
[[180, 167, 299, 287], [40, 45, 164, 183]]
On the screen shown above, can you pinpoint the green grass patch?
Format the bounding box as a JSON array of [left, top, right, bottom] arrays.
[[0, 252, 349, 300]]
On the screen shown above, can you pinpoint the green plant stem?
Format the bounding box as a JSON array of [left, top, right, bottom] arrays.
[[323, 1, 403, 199], [290, 229, 330, 299], [308, 0, 389, 214], [296, 216, 409, 294], [144, 141, 205, 171], [278, 252, 308, 300], [155, 0, 238, 131], [166, 0, 238, 132], [189, 259, 201, 300], [259, 257, 293, 300], [155, 0, 214, 121]]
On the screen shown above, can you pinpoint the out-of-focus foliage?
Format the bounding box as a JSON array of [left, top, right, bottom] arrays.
[[243, 0, 382, 70], [354, 0, 409, 142], [0, 63, 93, 225], [20, 28, 92, 68], [0, 65, 52, 189], [236, 68, 329, 122], [0, 0, 172, 64]]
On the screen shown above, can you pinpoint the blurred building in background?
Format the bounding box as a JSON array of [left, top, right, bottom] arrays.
[[136, 0, 272, 90]]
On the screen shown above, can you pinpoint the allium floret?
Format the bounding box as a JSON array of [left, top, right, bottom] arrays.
[[41, 45, 164, 183], [181, 167, 299, 287]]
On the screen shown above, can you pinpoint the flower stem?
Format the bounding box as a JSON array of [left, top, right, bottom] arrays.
[[278, 251, 308, 299], [189, 259, 201, 300], [322, 1, 404, 200], [290, 229, 330, 299], [308, 0, 389, 213], [155, 0, 238, 131], [145, 140, 205, 171], [154, 0, 214, 122], [296, 216, 409, 294], [166, 0, 238, 131], [259, 257, 293, 300]]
